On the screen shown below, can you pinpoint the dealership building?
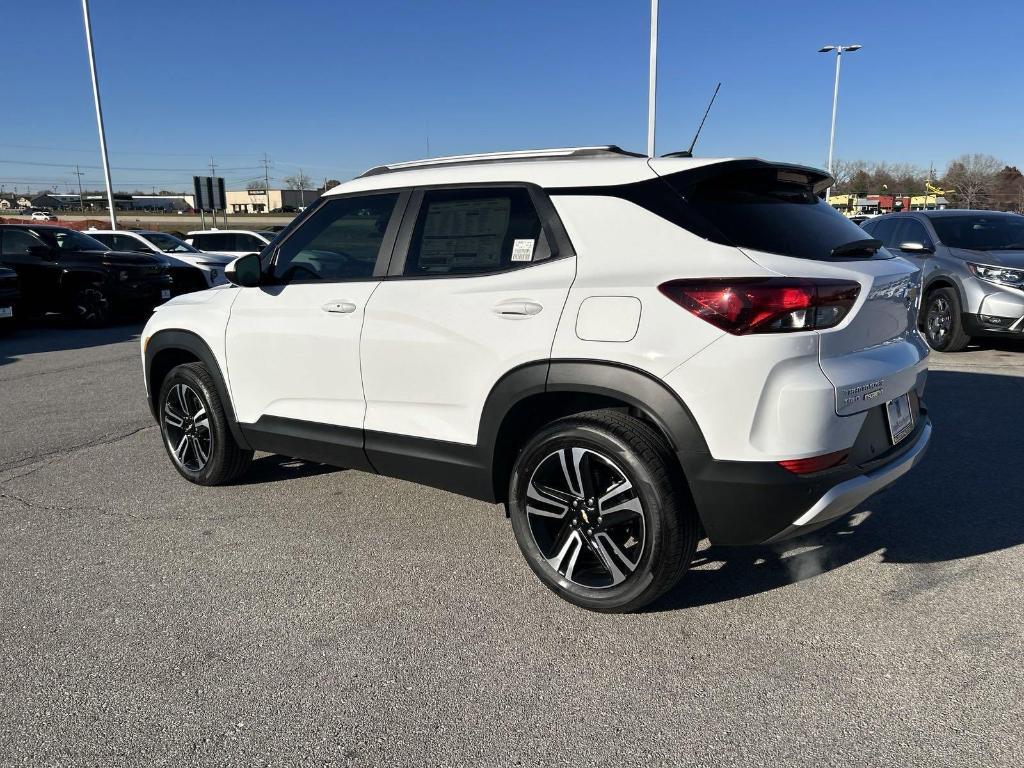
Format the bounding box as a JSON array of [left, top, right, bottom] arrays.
[[226, 188, 320, 213]]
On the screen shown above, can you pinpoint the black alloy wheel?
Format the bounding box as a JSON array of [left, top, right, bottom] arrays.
[[525, 446, 646, 589], [163, 382, 213, 473], [158, 362, 253, 485], [923, 287, 970, 352], [509, 410, 698, 613], [70, 285, 110, 326]]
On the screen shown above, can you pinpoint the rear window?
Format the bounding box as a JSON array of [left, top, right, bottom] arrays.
[[193, 233, 231, 251], [666, 166, 885, 261]]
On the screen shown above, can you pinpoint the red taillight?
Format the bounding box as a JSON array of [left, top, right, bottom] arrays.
[[658, 278, 861, 335], [778, 450, 849, 475]]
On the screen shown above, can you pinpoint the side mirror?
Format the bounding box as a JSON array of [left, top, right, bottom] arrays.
[[27, 245, 52, 258], [898, 241, 934, 255], [225, 252, 263, 287]]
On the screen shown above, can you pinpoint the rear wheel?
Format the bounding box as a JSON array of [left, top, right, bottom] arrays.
[[508, 410, 698, 613], [923, 287, 970, 352], [158, 362, 253, 485]]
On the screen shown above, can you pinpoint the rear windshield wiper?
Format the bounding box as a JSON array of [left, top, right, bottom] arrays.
[[830, 238, 882, 258]]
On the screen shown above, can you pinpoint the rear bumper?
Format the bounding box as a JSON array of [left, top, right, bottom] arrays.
[[764, 419, 931, 542], [681, 401, 931, 546]]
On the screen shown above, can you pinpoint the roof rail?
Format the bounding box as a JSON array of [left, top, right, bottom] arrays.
[[358, 145, 644, 178]]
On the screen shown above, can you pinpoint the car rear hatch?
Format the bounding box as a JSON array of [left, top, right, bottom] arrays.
[[649, 158, 929, 416]]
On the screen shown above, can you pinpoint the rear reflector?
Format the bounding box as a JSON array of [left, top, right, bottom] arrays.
[[658, 278, 860, 335], [778, 450, 849, 475]]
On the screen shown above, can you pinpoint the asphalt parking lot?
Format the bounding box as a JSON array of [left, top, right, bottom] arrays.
[[1, 320, 1022, 767]]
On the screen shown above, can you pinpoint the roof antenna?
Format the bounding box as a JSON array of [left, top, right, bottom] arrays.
[[681, 82, 721, 157]]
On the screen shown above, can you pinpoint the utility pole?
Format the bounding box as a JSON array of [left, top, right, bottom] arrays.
[[81, 0, 118, 229], [647, 0, 659, 158], [73, 164, 85, 211], [299, 168, 306, 208], [261, 153, 272, 214]]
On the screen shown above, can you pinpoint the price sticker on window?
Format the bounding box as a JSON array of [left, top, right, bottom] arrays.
[[511, 238, 535, 262]]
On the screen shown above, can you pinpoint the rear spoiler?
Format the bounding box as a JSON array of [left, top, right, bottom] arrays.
[[648, 158, 834, 196]]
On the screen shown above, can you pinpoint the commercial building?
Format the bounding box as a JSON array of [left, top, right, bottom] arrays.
[[226, 188, 320, 214]]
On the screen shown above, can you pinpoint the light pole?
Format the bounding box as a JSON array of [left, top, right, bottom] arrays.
[[81, 0, 118, 229], [647, 0, 658, 158], [818, 44, 861, 199]]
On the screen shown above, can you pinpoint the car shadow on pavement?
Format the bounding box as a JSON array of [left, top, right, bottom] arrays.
[[237, 455, 340, 485], [0, 316, 144, 366], [649, 369, 1024, 612]]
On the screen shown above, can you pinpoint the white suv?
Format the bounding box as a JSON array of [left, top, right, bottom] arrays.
[[141, 146, 931, 612], [185, 229, 275, 257]]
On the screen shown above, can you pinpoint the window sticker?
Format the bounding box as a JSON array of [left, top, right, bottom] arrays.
[[510, 238, 535, 262], [419, 197, 510, 270]]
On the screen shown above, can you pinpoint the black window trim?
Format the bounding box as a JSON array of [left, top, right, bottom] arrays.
[[384, 182, 576, 280], [260, 189, 412, 286]]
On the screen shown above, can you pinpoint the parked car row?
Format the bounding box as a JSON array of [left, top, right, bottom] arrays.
[[0, 224, 277, 327], [87, 229, 234, 293]]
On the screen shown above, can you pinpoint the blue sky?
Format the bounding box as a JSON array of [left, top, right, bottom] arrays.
[[2, 0, 1021, 193]]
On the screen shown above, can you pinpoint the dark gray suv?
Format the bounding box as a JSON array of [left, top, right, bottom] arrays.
[[863, 211, 1024, 351]]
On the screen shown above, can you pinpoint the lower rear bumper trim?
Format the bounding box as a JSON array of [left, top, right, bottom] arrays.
[[765, 420, 932, 543]]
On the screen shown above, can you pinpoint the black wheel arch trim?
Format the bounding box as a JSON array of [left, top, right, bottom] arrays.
[[144, 329, 252, 450], [478, 359, 713, 504], [922, 275, 962, 300]]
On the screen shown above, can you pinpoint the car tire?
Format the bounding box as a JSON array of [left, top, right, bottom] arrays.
[[922, 286, 970, 352], [68, 284, 111, 327], [158, 362, 253, 486], [508, 409, 699, 613]]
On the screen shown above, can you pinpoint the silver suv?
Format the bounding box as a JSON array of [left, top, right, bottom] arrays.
[[862, 211, 1024, 351]]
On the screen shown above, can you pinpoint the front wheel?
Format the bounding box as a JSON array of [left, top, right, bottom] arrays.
[[508, 410, 699, 613], [158, 362, 253, 485], [922, 287, 971, 352], [68, 285, 111, 326]]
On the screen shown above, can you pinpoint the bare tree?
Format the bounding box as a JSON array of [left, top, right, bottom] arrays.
[[830, 159, 859, 191], [283, 170, 313, 190], [246, 180, 266, 192], [943, 153, 1002, 209], [323, 179, 341, 191]]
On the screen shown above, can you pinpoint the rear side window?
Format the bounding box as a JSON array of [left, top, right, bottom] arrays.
[[114, 234, 147, 252], [403, 187, 546, 276], [864, 217, 899, 247], [667, 166, 884, 261], [236, 234, 266, 252]]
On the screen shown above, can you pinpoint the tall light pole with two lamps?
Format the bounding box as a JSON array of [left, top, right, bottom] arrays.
[[819, 44, 862, 200]]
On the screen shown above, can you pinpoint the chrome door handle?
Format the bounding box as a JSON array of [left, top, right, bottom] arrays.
[[492, 300, 543, 317], [322, 300, 357, 314]]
